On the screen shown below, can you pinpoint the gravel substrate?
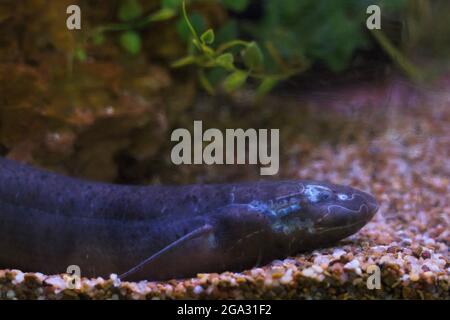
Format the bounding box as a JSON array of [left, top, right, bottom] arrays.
[[0, 79, 448, 300]]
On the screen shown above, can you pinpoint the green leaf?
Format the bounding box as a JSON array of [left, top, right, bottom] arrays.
[[92, 33, 105, 46], [215, 53, 234, 70], [171, 55, 196, 68], [119, 31, 141, 55], [223, 70, 247, 93], [200, 29, 215, 45], [242, 42, 264, 70], [75, 47, 87, 62], [118, 0, 142, 22], [148, 8, 176, 22], [256, 77, 278, 97], [222, 0, 250, 12]]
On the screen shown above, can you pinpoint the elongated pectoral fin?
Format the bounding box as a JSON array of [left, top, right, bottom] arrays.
[[119, 224, 215, 281]]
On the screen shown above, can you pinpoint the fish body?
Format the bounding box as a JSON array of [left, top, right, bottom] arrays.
[[0, 157, 378, 280]]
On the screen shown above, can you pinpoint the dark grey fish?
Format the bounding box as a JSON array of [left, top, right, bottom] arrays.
[[0, 157, 378, 281]]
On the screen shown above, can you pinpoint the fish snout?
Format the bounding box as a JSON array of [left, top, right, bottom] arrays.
[[315, 186, 379, 238], [358, 190, 379, 220]]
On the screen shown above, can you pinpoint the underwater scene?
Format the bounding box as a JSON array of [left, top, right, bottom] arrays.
[[0, 0, 448, 302]]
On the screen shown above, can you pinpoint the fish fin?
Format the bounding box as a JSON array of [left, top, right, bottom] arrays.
[[119, 224, 214, 280]]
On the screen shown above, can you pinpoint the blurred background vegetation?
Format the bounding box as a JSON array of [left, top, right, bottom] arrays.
[[0, 0, 448, 183]]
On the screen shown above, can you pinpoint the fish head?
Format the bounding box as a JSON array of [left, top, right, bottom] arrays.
[[262, 181, 379, 248]]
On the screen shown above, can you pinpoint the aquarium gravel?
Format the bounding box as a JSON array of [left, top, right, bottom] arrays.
[[0, 82, 448, 300]]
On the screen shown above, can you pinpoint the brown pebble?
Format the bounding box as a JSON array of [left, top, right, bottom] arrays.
[[412, 246, 423, 258], [387, 246, 400, 254], [410, 273, 420, 282]]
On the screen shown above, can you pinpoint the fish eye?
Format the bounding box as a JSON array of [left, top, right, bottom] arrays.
[[337, 193, 350, 200]]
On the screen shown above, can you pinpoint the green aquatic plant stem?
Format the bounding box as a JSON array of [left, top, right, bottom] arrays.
[[182, 1, 201, 50], [216, 40, 250, 54], [370, 29, 422, 81], [172, 1, 308, 95]]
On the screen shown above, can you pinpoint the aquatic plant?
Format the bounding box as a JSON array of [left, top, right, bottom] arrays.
[[78, 0, 420, 95], [171, 1, 295, 96], [171, 0, 416, 94]]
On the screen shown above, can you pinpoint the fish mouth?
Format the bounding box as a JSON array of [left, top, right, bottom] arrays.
[[356, 189, 379, 221]]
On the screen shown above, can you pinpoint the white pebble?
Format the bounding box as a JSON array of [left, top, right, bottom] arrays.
[[45, 276, 67, 289], [344, 259, 360, 270], [280, 269, 293, 284], [110, 273, 121, 287], [313, 256, 330, 267], [193, 285, 204, 295], [423, 262, 440, 273], [344, 259, 363, 275], [6, 290, 15, 299], [302, 267, 316, 278], [13, 272, 24, 284], [312, 265, 323, 273], [332, 249, 346, 259]]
